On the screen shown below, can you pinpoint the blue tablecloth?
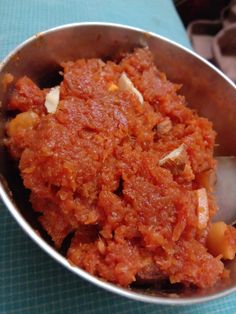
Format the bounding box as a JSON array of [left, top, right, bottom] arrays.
[[1, 1, 236, 313]]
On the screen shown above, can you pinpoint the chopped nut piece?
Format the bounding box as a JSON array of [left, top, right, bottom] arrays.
[[118, 72, 143, 104], [108, 82, 119, 92], [2, 73, 14, 91], [156, 118, 172, 135], [182, 163, 195, 181], [159, 144, 185, 166], [98, 59, 105, 67], [207, 222, 236, 260], [44, 86, 60, 113], [159, 144, 186, 175], [159, 144, 195, 180], [196, 188, 209, 229], [97, 238, 106, 254]]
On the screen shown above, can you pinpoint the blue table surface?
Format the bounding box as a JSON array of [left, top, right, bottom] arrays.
[[1, 1, 236, 313]]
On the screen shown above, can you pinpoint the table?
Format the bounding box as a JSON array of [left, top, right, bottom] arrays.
[[1, 1, 235, 313]]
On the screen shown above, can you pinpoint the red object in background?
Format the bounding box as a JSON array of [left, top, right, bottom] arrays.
[[175, 0, 230, 26]]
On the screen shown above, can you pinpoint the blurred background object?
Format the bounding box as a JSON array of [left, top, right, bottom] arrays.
[[175, 0, 231, 26], [174, 0, 236, 82]]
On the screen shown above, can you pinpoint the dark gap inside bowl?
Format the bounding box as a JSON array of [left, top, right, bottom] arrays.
[[36, 63, 64, 89], [113, 176, 124, 196], [131, 279, 186, 296], [102, 44, 143, 63], [59, 231, 75, 256]]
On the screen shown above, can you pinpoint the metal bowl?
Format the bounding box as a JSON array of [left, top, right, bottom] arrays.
[[0, 22, 235, 305]]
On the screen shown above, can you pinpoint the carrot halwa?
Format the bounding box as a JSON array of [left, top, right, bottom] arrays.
[[5, 48, 236, 290]]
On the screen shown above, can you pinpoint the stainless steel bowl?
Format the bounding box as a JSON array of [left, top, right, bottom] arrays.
[[0, 22, 236, 305]]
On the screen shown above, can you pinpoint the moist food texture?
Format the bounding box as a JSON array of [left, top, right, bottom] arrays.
[[6, 48, 235, 289]]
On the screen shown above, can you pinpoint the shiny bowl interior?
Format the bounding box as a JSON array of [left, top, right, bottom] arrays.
[[0, 22, 236, 305]]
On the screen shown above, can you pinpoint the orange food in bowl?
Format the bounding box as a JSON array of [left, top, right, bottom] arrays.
[[5, 48, 236, 289]]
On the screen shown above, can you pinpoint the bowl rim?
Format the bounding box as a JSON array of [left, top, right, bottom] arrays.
[[0, 21, 236, 306]]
